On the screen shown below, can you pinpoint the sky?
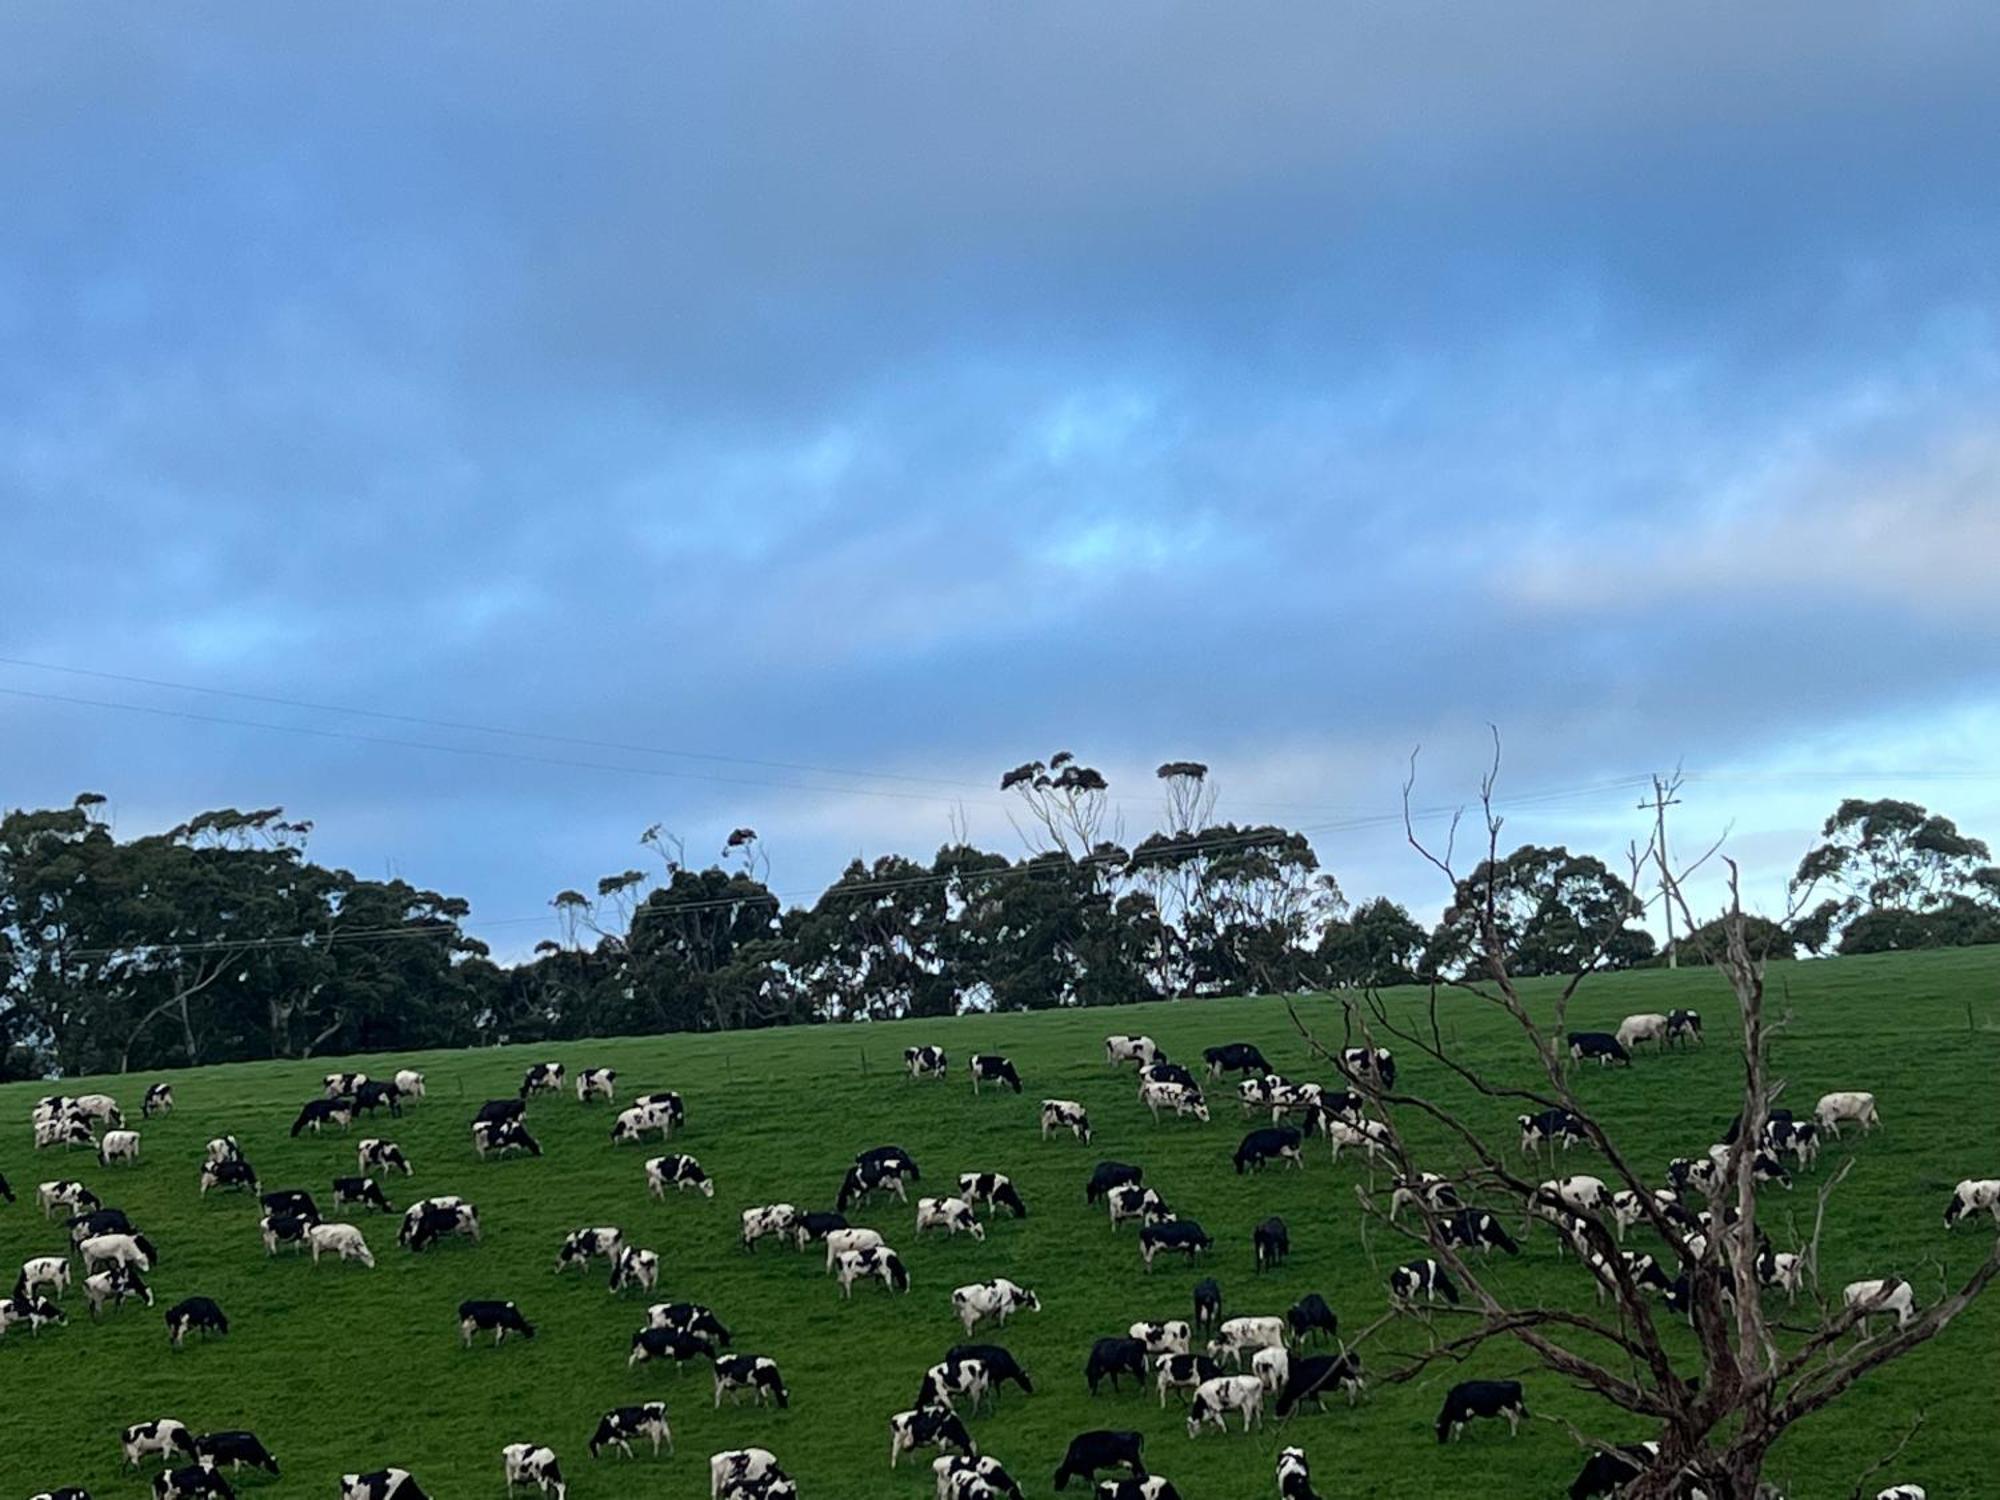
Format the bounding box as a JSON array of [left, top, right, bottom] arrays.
[[4, 4, 1999, 959]]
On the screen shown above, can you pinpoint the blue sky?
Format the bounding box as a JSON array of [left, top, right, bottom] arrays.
[[5, 4, 1999, 956]]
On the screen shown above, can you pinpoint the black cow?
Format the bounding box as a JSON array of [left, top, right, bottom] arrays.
[[1436, 1379, 1527, 1441], [856, 1144, 920, 1177], [628, 1326, 715, 1370], [791, 1211, 849, 1248], [474, 1098, 527, 1126], [970, 1054, 1023, 1093], [165, 1296, 228, 1348], [1666, 1008, 1704, 1046], [1253, 1216, 1290, 1271], [1086, 1162, 1143, 1206], [152, 1464, 236, 1499], [68, 1206, 134, 1241], [1441, 1208, 1521, 1256], [333, 1176, 394, 1214], [1140, 1219, 1211, 1270], [1566, 1032, 1631, 1067], [1234, 1127, 1303, 1174], [260, 1189, 320, 1221], [1085, 1336, 1149, 1394], [587, 1401, 671, 1458], [836, 1158, 913, 1213], [458, 1299, 535, 1347], [1192, 1278, 1223, 1329], [1568, 1443, 1659, 1499], [1274, 1351, 1365, 1415], [200, 1159, 259, 1196], [193, 1431, 280, 1473], [1286, 1292, 1337, 1344], [290, 1097, 355, 1136], [1142, 1060, 1200, 1090], [1053, 1430, 1146, 1489], [945, 1342, 1034, 1395], [1202, 1043, 1271, 1078], [354, 1080, 403, 1117]]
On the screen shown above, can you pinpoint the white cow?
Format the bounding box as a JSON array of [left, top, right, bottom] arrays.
[[1128, 1319, 1191, 1356], [79, 1232, 154, 1274], [1815, 1091, 1881, 1137], [1327, 1118, 1392, 1163], [74, 1092, 124, 1126], [1945, 1179, 2000, 1229], [394, 1069, 427, 1100], [97, 1128, 141, 1166], [915, 1197, 986, 1241], [1251, 1344, 1290, 1392], [18, 1256, 71, 1299], [1187, 1373, 1265, 1436], [1105, 1034, 1160, 1067], [1206, 1315, 1286, 1367], [308, 1222, 376, 1268], [823, 1226, 884, 1270], [950, 1278, 1039, 1333], [1615, 1013, 1670, 1051], [1844, 1277, 1915, 1333]]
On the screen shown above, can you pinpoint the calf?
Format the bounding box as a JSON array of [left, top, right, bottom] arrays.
[[1192, 1278, 1222, 1330], [835, 1245, 911, 1297], [555, 1226, 625, 1274], [1287, 1292, 1337, 1343], [1203, 1042, 1271, 1078], [957, 1171, 1028, 1218], [501, 1443, 566, 1499], [951, 1277, 1038, 1331], [1389, 1259, 1458, 1308], [200, 1159, 259, 1196], [1253, 1216, 1289, 1271], [970, 1054, 1023, 1094], [354, 1080, 403, 1117], [1535, 1174, 1609, 1218], [628, 1324, 716, 1371], [1666, 1008, 1704, 1046], [98, 1128, 142, 1166], [333, 1176, 394, 1214], [905, 1044, 949, 1080], [358, 1139, 412, 1177], [1140, 1080, 1210, 1124], [741, 1204, 800, 1251], [1567, 1031, 1631, 1067], [575, 1067, 617, 1103], [889, 1406, 976, 1467], [290, 1097, 354, 1136], [945, 1343, 1034, 1398], [82, 1231, 159, 1276], [1436, 1379, 1527, 1441], [714, 1353, 789, 1408], [1040, 1099, 1092, 1142], [192, 1431, 280, 1474], [1441, 1208, 1520, 1257], [1843, 1277, 1915, 1333], [1615, 1013, 1670, 1051], [1105, 1034, 1160, 1067], [1085, 1161, 1143, 1205], [1207, 1315, 1285, 1368], [1250, 1345, 1290, 1394], [122, 1417, 195, 1467], [1233, 1127, 1303, 1174], [1053, 1430, 1145, 1490], [340, 1471, 429, 1500], [1520, 1108, 1588, 1154], [1754, 1248, 1805, 1302], [519, 1062, 565, 1098], [1139, 1219, 1211, 1270], [1154, 1351, 1219, 1406], [37, 1179, 98, 1217], [1338, 1046, 1396, 1089], [1275, 1350, 1365, 1414], [85, 1263, 153, 1318], [610, 1246, 660, 1294], [1763, 1117, 1821, 1168], [647, 1153, 714, 1199], [1107, 1184, 1172, 1231], [1186, 1374, 1264, 1436], [307, 1222, 376, 1267], [472, 1118, 542, 1159], [143, 1082, 176, 1117], [1945, 1178, 2000, 1228], [165, 1296, 228, 1347], [917, 1196, 986, 1240], [1128, 1319, 1191, 1356], [394, 1069, 427, 1099], [1276, 1447, 1321, 1500], [459, 1299, 536, 1346], [588, 1402, 671, 1458], [633, 1091, 686, 1129], [1816, 1091, 1881, 1137]]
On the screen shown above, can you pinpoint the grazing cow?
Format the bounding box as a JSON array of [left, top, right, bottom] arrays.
[[150, 1463, 235, 1498], [1096, 1481, 1181, 1500], [1203, 1042, 1271, 1078], [1154, 1351, 1220, 1406], [1567, 1032, 1632, 1067], [122, 1418, 195, 1467], [71, 1092, 122, 1126], [1706, 1142, 1792, 1191], [575, 1067, 618, 1103], [935, 1455, 1028, 1500], [1390, 1259, 1459, 1308], [20, 1255, 72, 1298], [1105, 1034, 1160, 1067], [472, 1118, 542, 1159], [1128, 1319, 1191, 1356], [835, 1245, 911, 1297], [1186, 1374, 1264, 1436], [610, 1103, 677, 1146], [354, 1081, 403, 1117], [610, 1246, 660, 1294], [404, 1201, 480, 1251], [261, 1188, 320, 1221], [951, 1277, 1038, 1332], [838, 1157, 915, 1212], [1139, 1060, 1201, 1091], [1816, 1091, 1881, 1137], [1054, 1430, 1145, 1490], [917, 1196, 987, 1240], [0, 1294, 67, 1334], [1843, 1277, 1915, 1333], [80, 1230, 157, 1275], [946, 1342, 1034, 1397], [1338, 1046, 1397, 1089], [1616, 1013, 1670, 1051], [1234, 1127, 1303, 1174], [1763, 1118, 1821, 1168], [519, 1062, 566, 1098], [589, 1402, 672, 1458], [1754, 1248, 1805, 1302], [290, 1098, 355, 1136], [1326, 1118, 1393, 1164], [325, 1072, 368, 1098], [205, 1136, 244, 1165], [790, 1210, 849, 1249], [501, 1443, 566, 1499], [84, 1263, 153, 1318], [1286, 1292, 1336, 1344], [460, 1299, 536, 1347], [259, 1215, 315, 1256], [1236, 1074, 1289, 1115], [647, 1153, 714, 1199], [889, 1407, 976, 1467], [143, 1083, 175, 1117], [823, 1226, 885, 1268], [1041, 1099, 1092, 1141], [1519, 1108, 1588, 1155], [556, 1226, 625, 1274], [1275, 1350, 1365, 1414], [1086, 1161, 1143, 1205], [1206, 1315, 1285, 1368], [1568, 1443, 1660, 1500], [1436, 1379, 1527, 1442], [475, 1098, 527, 1126], [1946, 1178, 2000, 1228], [1441, 1208, 1521, 1257], [1276, 1447, 1321, 1500], [357, 1139, 412, 1177], [1253, 1217, 1289, 1271], [1536, 1175, 1610, 1218], [645, 1300, 731, 1344], [1107, 1184, 1172, 1231], [957, 1171, 1028, 1219], [1876, 1489, 1927, 1500], [38, 1180, 98, 1217], [742, 1204, 801, 1251], [339, 1471, 429, 1500], [1140, 1080, 1211, 1124], [199, 1159, 259, 1196], [192, 1431, 279, 1474], [709, 1449, 784, 1497], [333, 1176, 394, 1214], [394, 1069, 427, 1099], [1140, 1219, 1212, 1270], [34, 1115, 95, 1151], [1088, 1342, 1156, 1398], [1387, 1174, 1460, 1222], [628, 1325, 715, 1370], [68, 1206, 133, 1244], [307, 1222, 376, 1268], [1249, 1345, 1290, 1395], [165, 1297, 228, 1347], [714, 1353, 789, 1408], [905, 1045, 949, 1080], [97, 1129, 141, 1166], [857, 1142, 920, 1175], [970, 1054, 1023, 1094], [918, 1357, 990, 1414], [631, 1091, 687, 1130], [1666, 1008, 1704, 1046], [1192, 1278, 1222, 1330]]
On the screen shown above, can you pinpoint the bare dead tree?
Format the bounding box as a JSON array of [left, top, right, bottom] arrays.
[[1283, 740, 1996, 1500], [999, 750, 1115, 858]]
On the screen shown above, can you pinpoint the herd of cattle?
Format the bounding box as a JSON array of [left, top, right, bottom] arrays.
[[1, 1014, 1990, 1500]]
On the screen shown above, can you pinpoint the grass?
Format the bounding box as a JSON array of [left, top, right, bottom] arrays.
[[2, 947, 1996, 1499]]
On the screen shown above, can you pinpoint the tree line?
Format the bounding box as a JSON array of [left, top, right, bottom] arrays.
[[3, 757, 1994, 1077]]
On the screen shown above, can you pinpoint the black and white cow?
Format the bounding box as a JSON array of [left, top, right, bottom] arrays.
[[394, 1069, 427, 1100], [192, 1431, 280, 1474], [708, 1449, 786, 1498], [1139, 1080, 1211, 1124], [1945, 1178, 2000, 1228], [19, 1253, 72, 1298], [821, 1227, 883, 1268], [1094, 1477, 1182, 1500], [1567, 1032, 1632, 1067], [1253, 1216, 1289, 1271], [647, 1154, 714, 1199], [199, 1158, 259, 1196], [1389, 1259, 1459, 1308], [838, 1157, 915, 1212], [575, 1067, 618, 1103], [631, 1092, 686, 1130], [1286, 1293, 1337, 1344], [1435, 1379, 1527, 1441], [888, 1406, 975, 1467], [1274, 1351, 1365, 1414], [1275, 1447, 1321, 1500], [1106, 1185, 1173, 1232], [354, 1081, 403, 1117], [205, 1136, 244, 1165], [151, 1461, 236, 1499], [519, 1062, 566, 1099], [835, 1245, 911, 1298], [1186, 1374, 1264, 1436], [1441, 1208, 1521, 1257], [325, 1071, 368, 1098], [1153, 1351, 1220, 1406], [610, 1246, 660, 1294], [1520, 1108, 1589, 1154], [951, 1277, 1039, 1332], [1338, 1046, 1397, 1089], [588, 1402, 671, 1458], [33, 1114, 96, 1151], [945, 1343, 1035, 1398], [459, 1299, 536, 1347], [905, 1045, 949, 1080], [122, 1417, 195, 1467], [85, 1263, 153, 1318], [1326, 1117, 1393, 1164], [1202, 1043, 1271, 1078], [404, 1201, 480, 1251], [790, 1210, 849, 1250], [69, 1206, 134, 1244], [1568, 1443, 1660, 1500], [1843, 1277, 1916, 1333], [1191, 1278, 1223, 1330], [164, 1297, 228, 1347], [357, 1139, 412, 1177], [1233, 1127, 1303, 1174], [916, 1197, 986, 1240], [38, 1180, 98, 1217], [339, 1470, 429, 1500], [918, 1357, 990, 1413], [1139, 1219, 1212, 1270], [500, 1443, 565, 1499], [290, 1097, 355, 1136], [1128, 1319, 1191, 1356], [610, 1103, 678, 1146], [80, 1230, 159, 1274], [1386, 1173, 1460, 1222], [740, 1204, 800, 1250], [1085, 1161, 1142, 1205], [1053, 1430, 1145, 1490], [1763, 1118, 1821, 1169], [714, 1353, 789, 1408], [0, 1294, 67, 1334], [1666, 1008, 1704, 1046], [1105, 1034, 1160, 1067], [1139, 1060, 1201, 1091], [957, 1171, 1028, 1218], [970, 1054, 1023, 1094], [475, 1098, 527, 1126], [935, 1455, 1028, 1500], [555, 1226, 625, 1274], [472, 1118, 542, 1159], [645, 1300, 733, 1345], [261, 1188, 320, 1221], [142, 1083, 175, 1117], [333, 1176, 394, 1214], [1206, 1315, 1285, 1369], [259, 1215, 315, 1256]]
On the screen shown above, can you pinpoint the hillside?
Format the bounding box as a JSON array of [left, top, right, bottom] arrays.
[[2, 948, 1996, 1498]]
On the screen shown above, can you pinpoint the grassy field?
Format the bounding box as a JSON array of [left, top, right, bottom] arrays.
[[2, 948, 1996, 1499]]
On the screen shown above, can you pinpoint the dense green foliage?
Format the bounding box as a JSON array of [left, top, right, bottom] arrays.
[[0, 949, 1994, 1498]]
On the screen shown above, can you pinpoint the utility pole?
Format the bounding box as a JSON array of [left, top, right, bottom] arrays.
[[1641, 772, 1684, 965]]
